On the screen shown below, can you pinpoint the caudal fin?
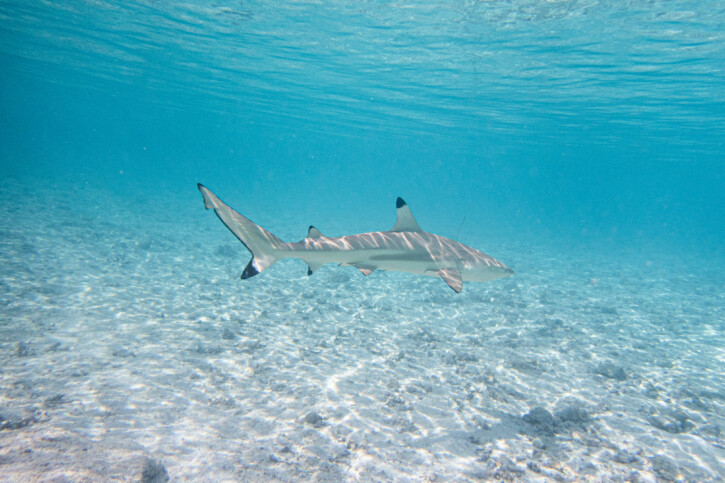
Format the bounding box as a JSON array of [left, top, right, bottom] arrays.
[[198, 183, 285, 278]]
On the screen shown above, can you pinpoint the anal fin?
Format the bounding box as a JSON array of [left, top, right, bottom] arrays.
[[307, 261, 324, 275]]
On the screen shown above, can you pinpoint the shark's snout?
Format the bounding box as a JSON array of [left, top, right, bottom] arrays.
[[494, 263, 514, 277]]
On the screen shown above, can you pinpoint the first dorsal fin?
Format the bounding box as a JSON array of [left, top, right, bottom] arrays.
[[391, 197, 423, 233], [307, 226, 324, 238]]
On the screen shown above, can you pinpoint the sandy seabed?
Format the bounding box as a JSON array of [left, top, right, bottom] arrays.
[[1, 179, 723, 482]]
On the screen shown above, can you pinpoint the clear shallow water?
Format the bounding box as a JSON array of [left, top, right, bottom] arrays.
[[1, 1, 724, 481], [2, 1, 724, 252], [4, 1, 725, 139]]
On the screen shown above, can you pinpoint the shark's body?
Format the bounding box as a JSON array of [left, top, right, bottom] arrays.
[[198, 184, 512, 292]]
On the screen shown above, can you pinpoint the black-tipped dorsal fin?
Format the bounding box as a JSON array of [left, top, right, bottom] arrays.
[[307, 226, 324, 238], [391, 197, 422, 232]]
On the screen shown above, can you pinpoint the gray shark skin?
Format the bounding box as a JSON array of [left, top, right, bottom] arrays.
[[198, 184, 513, 292]]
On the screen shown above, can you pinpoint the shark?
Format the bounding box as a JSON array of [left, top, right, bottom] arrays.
[[198, 183, 513, 292]]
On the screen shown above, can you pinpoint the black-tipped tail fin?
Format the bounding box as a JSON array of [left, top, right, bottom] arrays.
[[198, 184, 285, 278], [242, 261, 260, 279]]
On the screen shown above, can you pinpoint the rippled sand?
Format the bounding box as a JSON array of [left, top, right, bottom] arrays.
[[1, 179, 723, 481]]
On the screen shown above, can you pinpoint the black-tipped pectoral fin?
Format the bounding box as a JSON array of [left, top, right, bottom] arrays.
[[434, 268, 463, 293]]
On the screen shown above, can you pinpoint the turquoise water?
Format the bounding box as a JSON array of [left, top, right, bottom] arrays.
[[3, 0, 724, 251], [1, 1, 724, 481]]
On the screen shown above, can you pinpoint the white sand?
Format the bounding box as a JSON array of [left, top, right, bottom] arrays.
[[1, 179, 723, 482]]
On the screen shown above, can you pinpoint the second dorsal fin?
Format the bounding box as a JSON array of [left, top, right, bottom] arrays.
[[391, 197, 422, 232], [307, 226, 324, 238]]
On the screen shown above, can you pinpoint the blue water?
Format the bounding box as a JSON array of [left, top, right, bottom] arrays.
[[3, 0, 724, 251], [1, 1, 724, 481]]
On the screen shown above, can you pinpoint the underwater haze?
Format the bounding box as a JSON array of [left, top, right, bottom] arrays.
[[1, 0, 724, 481]]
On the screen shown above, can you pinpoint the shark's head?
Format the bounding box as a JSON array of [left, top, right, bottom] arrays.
[[460, 255, 514, 282]]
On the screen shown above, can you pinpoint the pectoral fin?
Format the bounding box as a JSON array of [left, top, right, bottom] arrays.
[[434, 268, 463, 293]]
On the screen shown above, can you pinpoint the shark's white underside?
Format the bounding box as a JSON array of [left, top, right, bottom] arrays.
[[198, 184, 512, 292]]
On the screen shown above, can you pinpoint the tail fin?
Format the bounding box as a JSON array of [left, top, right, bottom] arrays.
[[198, 183, 285, 279]]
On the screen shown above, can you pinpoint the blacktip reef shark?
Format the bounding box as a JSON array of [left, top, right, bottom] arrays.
[[198, 184, 513, 292]]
